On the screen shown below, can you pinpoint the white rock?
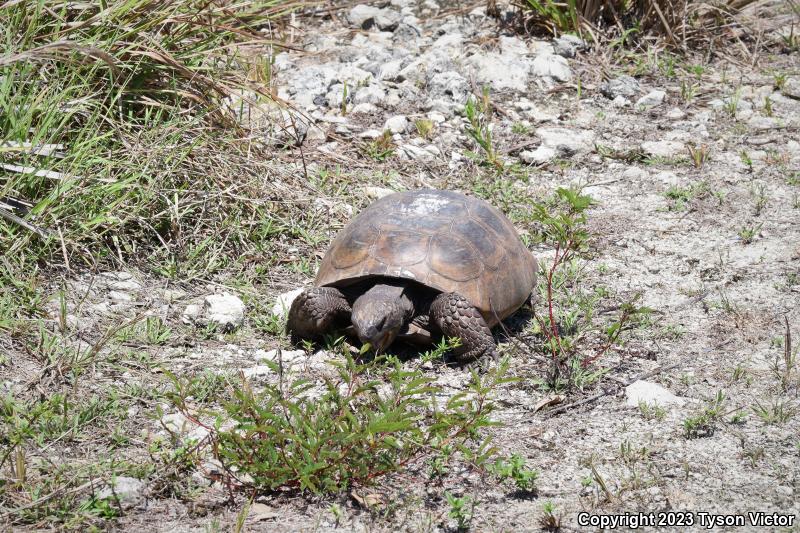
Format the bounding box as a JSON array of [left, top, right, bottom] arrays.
[[500, 35, 528, 56], [520, 146, 557, 165], [654, 171, 681, 186], [243, 365, 273, 378], [108, 290, 133, 302], [611, 96, 630, 108], [625, 380, 685, 407], [781, 76, 800, 99], [398, 144, 440, 162], [365, 186, 395, 199], [747, 115, 779, 130], [531, 54, 572, 82], [271, 288, 304, 319], [641, 140, 685, 158], [636, 90, 666, 108], [467, 53, 530, 91], [600, 75, 639, 98], [536, 127, 595, 156], [97, 477, 146, 509], [379, 60, 403, 81], [374, 10, 401, 31], [348, 4, 381, 28], [553, 34, 586, 58], [622, 167, 648, 181], [429, 71, 468, 102], [358, 129, 383, 139], [202, 292, 245, 331], [181, 304, 203, 325], [354, 85, 386, 105], [350, 103, 378, 115], [385, 115, 409, 133], [666, 107, 686, 120]]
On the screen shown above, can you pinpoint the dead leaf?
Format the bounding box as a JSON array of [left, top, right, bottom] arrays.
[[249, 502, 279, 521], [533, 395, 565, 412], [351, 491, 385, 509]]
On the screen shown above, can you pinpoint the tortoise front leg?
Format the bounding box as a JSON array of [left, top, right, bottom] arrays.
[[287, 287, 351, 342], [430, 292, 497, 365]]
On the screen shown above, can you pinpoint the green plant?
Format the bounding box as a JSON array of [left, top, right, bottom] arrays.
[[464, 87, 503, 170], [539, 501, 562, 531], [680, 80, 698, 103], [683, 390, 726, 438], [740, 150, 754, 171], [752, 400, 796, 425], [520, 0, 580, 34], [763, 95, 774, 117], [686, 143, 710, 168], [751, 182, 769, 216], [340, 80, 349, 116], [774, 72, 788, 91], [445, 492, 474, 530], [415, 118, 435, 139], [723, 88, 742, 116], [773, 318, 798, 392], [529, 188, 650, 390], [168, 354, 513, 494], [363, 130, 395, 161], [663, 182, 709, 211], [738, 223, 762, 244], [490, 453, 539, 493], [638, 401, 667, 421]]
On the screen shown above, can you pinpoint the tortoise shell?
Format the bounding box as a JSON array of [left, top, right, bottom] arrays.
[[315, 189, 537, 327]]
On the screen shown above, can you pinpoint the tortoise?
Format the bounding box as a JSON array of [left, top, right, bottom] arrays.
[[287, 189, 537, 363]]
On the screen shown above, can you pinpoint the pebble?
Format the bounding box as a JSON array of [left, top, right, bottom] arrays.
[[636, 90, 666, 108], [385, 115, 409, 133], [97, 477, 146, 509], [600, 75, 639, 98]]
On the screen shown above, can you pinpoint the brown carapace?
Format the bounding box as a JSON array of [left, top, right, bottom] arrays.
[[287, 189, 537, 364]]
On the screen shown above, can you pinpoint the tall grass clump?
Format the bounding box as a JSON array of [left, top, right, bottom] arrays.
[[0, 1, 313, 321]]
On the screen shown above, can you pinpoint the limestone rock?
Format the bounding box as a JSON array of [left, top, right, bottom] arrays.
[[600, 75, 640, 98], [626, 380, 685, 407], [202, 292, 245, 331], [637, 90, 667, 108], [531, 54, 572, 82]]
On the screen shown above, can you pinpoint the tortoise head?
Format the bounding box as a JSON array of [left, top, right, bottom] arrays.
[[351, 283, 411, 354]]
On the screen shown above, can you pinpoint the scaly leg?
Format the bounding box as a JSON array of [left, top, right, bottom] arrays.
[[430, 292, 497, 365], [286, 287, 351, 341]]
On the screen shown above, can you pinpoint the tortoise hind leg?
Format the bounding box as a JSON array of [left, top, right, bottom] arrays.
[[430, 292, 497, 365], [287, 287, 351, 342]]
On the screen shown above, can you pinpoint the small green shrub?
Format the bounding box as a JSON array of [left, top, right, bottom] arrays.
[[464, 87, 503, 170], [490, 453, 539, 493], [529, 188, 651, 390], [446, 492, 474, 531], [168, 354, 514, 494]]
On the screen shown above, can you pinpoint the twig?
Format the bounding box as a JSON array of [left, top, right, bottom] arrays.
[[545, 362, 681, 417]]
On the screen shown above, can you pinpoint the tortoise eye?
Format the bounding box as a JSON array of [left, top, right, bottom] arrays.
[[376, 316, 386, 331]]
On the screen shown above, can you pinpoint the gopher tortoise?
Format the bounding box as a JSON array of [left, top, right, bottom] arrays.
[[287, 189, 537, 363]]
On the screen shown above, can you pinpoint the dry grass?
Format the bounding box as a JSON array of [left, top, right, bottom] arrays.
[[512, 0, 795, 49]]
